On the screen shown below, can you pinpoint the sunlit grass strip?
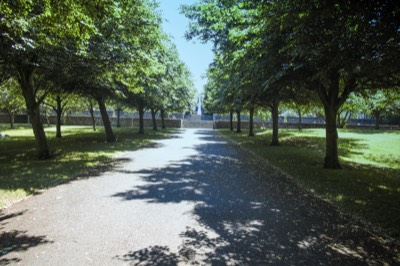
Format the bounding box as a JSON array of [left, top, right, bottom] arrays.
[[219, 128, 400, 238]]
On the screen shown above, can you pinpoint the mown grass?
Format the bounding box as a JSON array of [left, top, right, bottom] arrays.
[[220, 128, 400, 238], [0, 124, 177, 208]]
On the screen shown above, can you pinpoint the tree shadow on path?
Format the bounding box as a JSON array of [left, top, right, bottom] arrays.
[[0, 211, 52, 265], [113, 130, 399, 265]]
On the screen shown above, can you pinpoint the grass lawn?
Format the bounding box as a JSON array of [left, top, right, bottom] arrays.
[[220, 128, 400, 238], [0, 124, 177, 209]]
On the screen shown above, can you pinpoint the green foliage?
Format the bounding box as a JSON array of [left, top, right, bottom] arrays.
[[0, 0, 120, 158], [62, 0, 163, 94], [337, 92, 364, 128], [0, 78, 25, 116], [183, 0, 400, 168], [0, 0, 189, 156], [361, 89, 400, 118], [0, 0, 101, 51], [119, 34, 195, 116], [162, 41, 196, 113]]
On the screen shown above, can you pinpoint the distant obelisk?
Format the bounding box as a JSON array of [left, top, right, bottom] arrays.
[[197, 94, 202, 115]]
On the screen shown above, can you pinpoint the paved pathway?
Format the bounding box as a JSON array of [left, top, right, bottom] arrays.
[[0, 129, 399, 265]]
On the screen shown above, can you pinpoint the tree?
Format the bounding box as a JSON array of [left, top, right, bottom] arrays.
[[65, 75, 120, 142], [203, 63, 233, 120], [143, 37, 195, 131], [184, 0, 400, 168], [0, 78, 25, 129], [116, 64, 154, 135], [358, 89, 400, 129], [43, 92, 79, 138], [182, 1, 285, 143], [0, 0, 111, 158], [86, 99, 98, 131], [336, 92, 363, 129], [262, 0, 400, 168], [60, 0, 162, 140], [283, 87, 319, 131], [161, 42, 196, 127]]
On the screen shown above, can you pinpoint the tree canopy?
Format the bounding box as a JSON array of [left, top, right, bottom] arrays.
[[182, 0, 400, 168], [1, 0, 196, 159]]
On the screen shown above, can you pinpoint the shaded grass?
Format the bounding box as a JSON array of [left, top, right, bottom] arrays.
[[220, 128, 400, 238], [0, 125, 178, 208]]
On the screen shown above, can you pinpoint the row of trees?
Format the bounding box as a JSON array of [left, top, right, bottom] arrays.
[[337, 89, 400, 129], [182, 0, 400, 169], [0, 0, 195, 159]]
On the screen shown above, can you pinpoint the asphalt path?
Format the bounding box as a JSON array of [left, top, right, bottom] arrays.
[[0, 129, 399, 265]]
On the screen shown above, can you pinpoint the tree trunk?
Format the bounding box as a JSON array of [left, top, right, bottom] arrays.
[[229, 110, 233, 131], [8, 110, 15, 129], [138, 106, 145, 134], [324, 104, 341, 168], [343, 111, 351, 128], [270, 99, 280, 146], [297, 109, 302, 131], [89, 103, 96, 131], [374, 110, 380, 130], [116, 108, 121, 128], [151, 108, 157, 131], [44, 110, 51, 126], [161, 109, 166, 129], [337, 111, 342, 129], [97, 96, 116, 142], [18, 66, 51, 159], [56, 95, 62, 138], [31, 105, 52, 159], [249, 106, 254, 137], [316, 72, 343, 169], [236, 110, 241, 133]]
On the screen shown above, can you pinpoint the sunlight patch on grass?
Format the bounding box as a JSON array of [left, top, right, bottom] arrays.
[[337, 130, 400, 169], [377, 185, 390, 191], [0, 189, 27, 206], [335, 194, 344, 202], [355, 200, 367, 206]]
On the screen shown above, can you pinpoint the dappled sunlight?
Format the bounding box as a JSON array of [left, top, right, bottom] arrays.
[[296, 236, 374, 262], [354, 200, 367, 206], [111, 129, 399, 265], [270, 208, 281, 213], [365, 154, 400, 170], [1, 128, 399, 264], [0, 126, 173, 208], [335, 194, 344, 202], [255, 130, 270, 136], [328, 243, 365, 260], [222, 220, 263, 235], [181, 186, 204, 196], [178, 227, 230, 264], [115, 245, 179, 265], [0, 189, 27, 209], [297, 235, 320, 249], [341, 152, 400, 170], [377, 184, 391, 191], [338, 130, 400, 170], [221, 128, 400, 237]]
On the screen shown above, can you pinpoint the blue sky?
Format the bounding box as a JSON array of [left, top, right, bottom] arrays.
[[157, 0, 213, 94]]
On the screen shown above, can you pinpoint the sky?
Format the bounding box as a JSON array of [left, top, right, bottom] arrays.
[[157, 0, 214, 95]]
